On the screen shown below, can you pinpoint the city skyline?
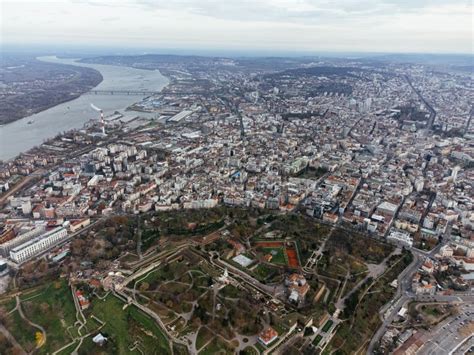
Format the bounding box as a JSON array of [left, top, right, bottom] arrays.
[[0, 2, 473, 354]]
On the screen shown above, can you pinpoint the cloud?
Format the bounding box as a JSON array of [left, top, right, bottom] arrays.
[[2, 0, 472, 53], [133, 0, 471, 23], [102, 16, 120, 22]]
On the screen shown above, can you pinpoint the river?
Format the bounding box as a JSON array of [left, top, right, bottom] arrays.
[[0, 56, 169, 161]]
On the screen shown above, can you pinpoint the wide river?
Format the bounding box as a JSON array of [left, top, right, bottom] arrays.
[[0, 56, 169, 161]]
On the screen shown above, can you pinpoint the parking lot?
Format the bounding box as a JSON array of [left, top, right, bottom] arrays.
[[418, 303, 474, 355]]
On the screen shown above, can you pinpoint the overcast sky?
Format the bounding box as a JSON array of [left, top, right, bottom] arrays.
[[2, 0, 473, 54]]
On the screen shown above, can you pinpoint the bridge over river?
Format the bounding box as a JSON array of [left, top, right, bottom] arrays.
[[85, 90, 206, 96]]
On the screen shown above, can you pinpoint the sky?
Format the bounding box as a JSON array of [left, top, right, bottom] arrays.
[[2, 0, 473, 55]]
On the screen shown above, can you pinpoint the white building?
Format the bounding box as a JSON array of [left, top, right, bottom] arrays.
[[440, 244, 454, 257], [218, 268, 230, 284], [0, 226, 46, 257], [169, 110, 193, 122], [9, 227, 68, 263], [451, 166, 461, 182], [21, 200, 32, 215], [183, 199, 218, 209], [387, 230, 413, 248], [414, 178, 424, 192], [69, 218, 91, 233], [377, 201, 398, 215], [92, 333, 107, 346]]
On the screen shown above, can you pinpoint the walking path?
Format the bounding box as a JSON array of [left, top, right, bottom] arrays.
[[0, 323, 27, 354], [335, 248, 400, 310], [15, 295, 47, 349]]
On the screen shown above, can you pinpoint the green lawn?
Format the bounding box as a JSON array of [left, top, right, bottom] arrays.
[[56, 342, 78, 355], [133, 269, 163, 290], [271, 322, 286, 335], [21, 279, 77, 354], [173, 342, 189, 355], [220, 284, 241, 298], [261, 247, 287, 265], [134, 261, 190, 290], [322, 320, 333, 333], [199, 336, 232, 355], [240, 346, 259, 355], [129, 306, 171, 354], [252, 263, 279, 282], [82, 314, 103, 334], [420, 305, 442, 317], [4, 309, 37, 352], [159, 281, 190, 294], [83, 294, 171, 355], [0, 296, 17, 312], [313, 334, 323, 346], [255, 342, 266, 352], [196, 326, 214, 351]]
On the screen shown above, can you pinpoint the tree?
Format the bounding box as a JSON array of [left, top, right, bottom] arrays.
[[228, 307, 236, 325], [35, 332, 44, 348], [11, 346, 24, 355], [40, 302, 49, 314], [139, 282, 150, 292]]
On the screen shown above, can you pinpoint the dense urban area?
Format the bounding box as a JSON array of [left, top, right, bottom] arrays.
[[0, 53, 473, 355]]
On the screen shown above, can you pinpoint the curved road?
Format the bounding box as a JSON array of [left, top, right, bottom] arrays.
[[367, 243, 447, 354]]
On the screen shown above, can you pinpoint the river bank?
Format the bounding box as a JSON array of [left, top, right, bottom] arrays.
[[0, 57, 103, 125], [0, 56, 169, 161]]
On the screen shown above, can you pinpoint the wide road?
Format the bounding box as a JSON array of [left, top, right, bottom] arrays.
[[366, 251, 423, 354], [0, 173, 42, 207], [404, 75, 437, 129], [367, 241, 469, 355]]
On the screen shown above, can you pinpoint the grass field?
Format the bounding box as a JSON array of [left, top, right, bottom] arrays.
[[261, 247, 287, 265], [240, 346, 259, 355], [56, 342, 77, 355], [196, 326, 215, 351], [0, 296, 17, 312], [199, 336, 232, 354], [21, 279, 77, 354], [252, 264, 277, 282], [220, 284, 240, 298], [313, 334, 323, 346], [322, 320, 333, 333], [255, 341, 266, 352], [83, 294, 171, 355], [3, 309, 37, 352]]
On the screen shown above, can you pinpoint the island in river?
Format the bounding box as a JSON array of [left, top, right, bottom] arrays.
[[0, 54, 103, 125]]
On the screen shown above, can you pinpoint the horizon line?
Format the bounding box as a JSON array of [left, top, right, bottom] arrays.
[[2, 43, 473, 58]]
